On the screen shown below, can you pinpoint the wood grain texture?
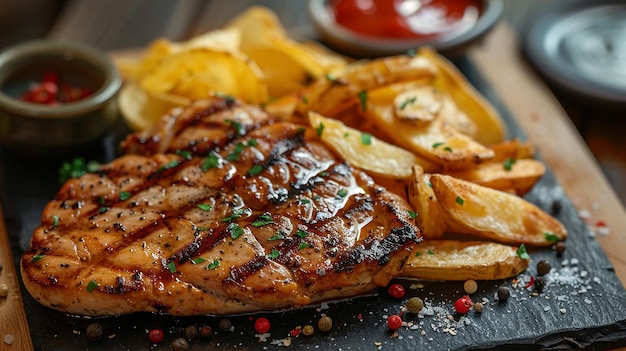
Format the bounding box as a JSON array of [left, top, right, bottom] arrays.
[[0, 204, 33, 351], [468, 22, 626, 285]]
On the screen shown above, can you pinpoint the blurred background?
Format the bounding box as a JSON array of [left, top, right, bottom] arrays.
[[1, 0, 624, 205]]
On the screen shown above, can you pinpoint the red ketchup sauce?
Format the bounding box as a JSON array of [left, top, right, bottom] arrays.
[[330, 0, 483, 40]]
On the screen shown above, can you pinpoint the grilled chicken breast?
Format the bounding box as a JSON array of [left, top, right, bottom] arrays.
[[21, 98, 420, 316]]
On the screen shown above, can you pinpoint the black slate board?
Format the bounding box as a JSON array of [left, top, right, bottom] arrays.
[[1, 57, 625, 351]]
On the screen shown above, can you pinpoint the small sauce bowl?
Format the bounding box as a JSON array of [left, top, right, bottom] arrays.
[[308, 0, 503, 58], [0, 39, 122, 159]]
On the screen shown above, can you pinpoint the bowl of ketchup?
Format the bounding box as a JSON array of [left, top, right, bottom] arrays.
[[308, 0, 503, 58]]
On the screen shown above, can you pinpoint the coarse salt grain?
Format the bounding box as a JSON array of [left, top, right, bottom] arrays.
[[4, 334, 14, 345]]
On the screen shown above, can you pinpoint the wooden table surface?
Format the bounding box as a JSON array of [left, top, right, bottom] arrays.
[[1, 1, 626, 350]]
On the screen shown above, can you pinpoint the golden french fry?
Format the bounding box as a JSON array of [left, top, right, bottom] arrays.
[[407, 166, 447, 239], [430, 174, 567, 246], [308, 112, 419, 179], [400, 240, 530, 281], [446, 159, 546, 196]]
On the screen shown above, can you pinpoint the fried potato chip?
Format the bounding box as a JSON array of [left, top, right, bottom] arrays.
[[408, 166, 447, 239], [489, 138, 536, 162], [430, 174, 567, 246], [308, 112, 419, 179], [139, 48, 268, 104], [118, 82, 190, 131], [227, 6, 346, 80], [400, 240, 530, 281]]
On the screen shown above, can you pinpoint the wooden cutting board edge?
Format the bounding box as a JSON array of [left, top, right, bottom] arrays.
[[0, 203, 33, 351]]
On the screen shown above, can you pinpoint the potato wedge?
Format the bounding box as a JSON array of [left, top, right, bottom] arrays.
[[408, 166, 447, 239], [366, 104, 494, 170], [400, 240, 529, 281], [294, 55, 437, 118], [489, 138, 536, 162], [430, 174, 567, 246], [446, 159, 546, 195], [419, 47, 506, 145], [308, 112, 419, 179]]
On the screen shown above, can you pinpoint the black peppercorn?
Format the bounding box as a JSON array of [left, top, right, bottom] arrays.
[[86, 323, 103, 341], [497, 286, 510, 302], [551, 200, 562, 216], [536, 260, 552, 276], [555, 241, 566, 257], [170, 337, 189, 351], [185, 325, 198, 339], [534, 276, 546, 293]]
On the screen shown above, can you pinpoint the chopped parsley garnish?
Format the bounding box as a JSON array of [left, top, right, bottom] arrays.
[[197, 203, 212, 211], [226, 142, 246, 161], [343, 132, 350, 138], [427, 250, 435, 255], [337, 189, 348, 198], [167, 261, 177, 273], [99, 206, 109, 214], [313, 195, 321, 201], [98, 196, 105, 205], [516, 244, 531, 260], [455, 196, 464, 205], [443, 147, 453, 152], [432, 142, 445, 149], [319, 171, 329, 177], [52, 215, 59, 229], [156, 160, 181, 173], [357, 90, 368, 111], [544, 232, 560, 243], [30, 254, 45, 263], [415, 251, 421, 257], [201, 152, 221, 171], [228, 223, 245, 239], [408, 211, 417, 219], [268, 232, 286, 241], [503, 158, 516, 171], [301, 95, 308, 104], [206, 259, 220, 270], [58, 158, 101, 184], [191, 257, 207, 265], [222, 208, 246, 222], [361, 133, 372, 145], [399, 96, 417, 110], [196, 227, 210, 232], [296, 229, 309, 238], [246, 138, 258, 147], [301, 198, 311, 204], [247, 164, 264, 176], [316, 122, 324, 137], [252, 214, 275, 227], [119, 192, 131, 201], [298, 242, 310, 250], [176, 150, 192, 160], [266, 248, 280, 260], [225, 119, 245, 135], [406, 49, 417, 57], [86, 280, 99, 293], [325, 73, 336, 81]]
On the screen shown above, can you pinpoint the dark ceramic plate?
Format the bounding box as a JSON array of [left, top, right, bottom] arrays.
[[523, 0, 626, 105], [1, 58, 626, 351]]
